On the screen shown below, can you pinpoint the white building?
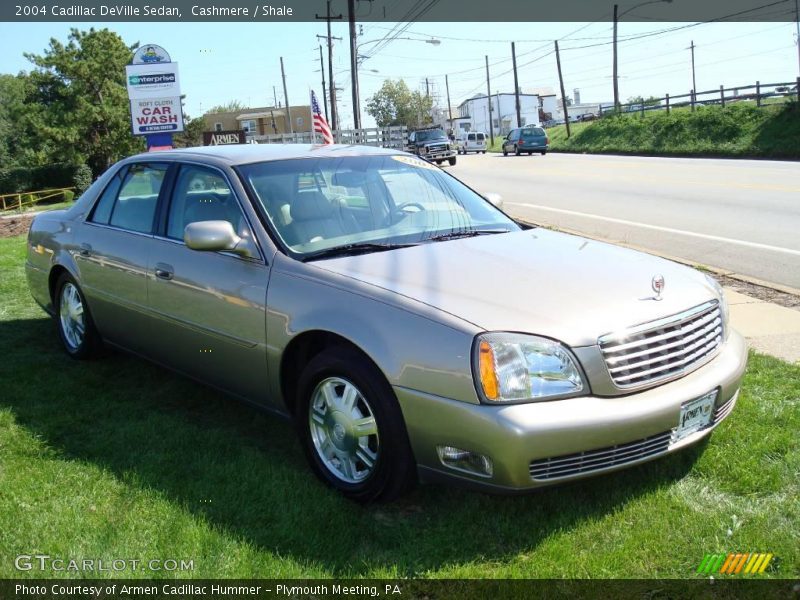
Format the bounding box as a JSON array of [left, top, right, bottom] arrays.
[[453, 92, 559, 137]]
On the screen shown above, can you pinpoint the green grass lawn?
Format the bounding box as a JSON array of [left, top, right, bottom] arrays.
[[0, 233, 798, 579], [540, 103, 800, 159]]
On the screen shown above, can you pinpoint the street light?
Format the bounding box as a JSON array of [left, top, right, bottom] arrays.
[[613, 0, 672, 110], [351, 37, 441, 129]]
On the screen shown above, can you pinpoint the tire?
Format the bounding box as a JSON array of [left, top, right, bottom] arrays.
[[515, 146, 521, 156], [541, 151, 547, 155], [503, 147, 508, 156], [448, 157, 456, 166], [527, 151, 532, 155], [55, 272, 101, 359], [296, 347, 417, 503], [436, 160, 443, 165]]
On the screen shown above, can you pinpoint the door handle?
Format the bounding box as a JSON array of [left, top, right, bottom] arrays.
[[154, 262, 174, 281], [79, 243, 92, 257]]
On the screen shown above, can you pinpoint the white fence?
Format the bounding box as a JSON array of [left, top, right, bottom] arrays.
[[252, 126, 408, 149]]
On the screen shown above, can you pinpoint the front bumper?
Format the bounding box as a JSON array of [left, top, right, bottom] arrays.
[[416, 147, 456, 161], [395, 330, 747, 492]]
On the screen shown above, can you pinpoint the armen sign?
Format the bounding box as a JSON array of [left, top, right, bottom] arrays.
[[203, 130, 247, 146]]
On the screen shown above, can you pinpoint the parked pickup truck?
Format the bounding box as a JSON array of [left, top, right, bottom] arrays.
[[407, 128, 457, 166]]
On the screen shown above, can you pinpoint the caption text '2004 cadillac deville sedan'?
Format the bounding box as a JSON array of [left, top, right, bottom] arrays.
[[25, 144, 747, 501]]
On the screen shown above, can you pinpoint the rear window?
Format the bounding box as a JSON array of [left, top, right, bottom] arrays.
[[521, 127, 546, 137], [468, 133, 476, 141], [476, 133, 485, 141]]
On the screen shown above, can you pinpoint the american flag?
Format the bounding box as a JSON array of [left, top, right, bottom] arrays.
[[311, 90, 333, 144]]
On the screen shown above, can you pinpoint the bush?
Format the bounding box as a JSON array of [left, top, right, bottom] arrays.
[[62, 189, 75, 203], [73, 164, 92, 195], [0, 162, 85, 195]]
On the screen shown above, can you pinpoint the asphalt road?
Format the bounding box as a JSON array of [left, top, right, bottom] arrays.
[[449, 152, 800, 290]]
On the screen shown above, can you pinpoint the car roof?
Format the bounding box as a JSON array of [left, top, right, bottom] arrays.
[[125, 143, 401, 166]]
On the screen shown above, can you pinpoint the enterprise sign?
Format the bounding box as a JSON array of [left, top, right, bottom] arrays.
[[125, 62, 180, 99]]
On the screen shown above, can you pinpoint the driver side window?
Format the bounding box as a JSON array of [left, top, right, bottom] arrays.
[[166, 165, 250, 241]]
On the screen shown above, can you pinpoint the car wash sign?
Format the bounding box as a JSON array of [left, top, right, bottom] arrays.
[[126, 44, 184, 136], [130, 97, 183, 134]]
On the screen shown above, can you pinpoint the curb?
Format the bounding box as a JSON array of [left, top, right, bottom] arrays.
[[516, 218, 800, 298]]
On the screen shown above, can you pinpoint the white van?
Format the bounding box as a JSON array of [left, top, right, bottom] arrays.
[[457, 131, 487, 154]]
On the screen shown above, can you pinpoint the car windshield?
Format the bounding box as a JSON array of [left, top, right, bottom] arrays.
[[416, 130, 446, 142], [238, 154, 518, 259]]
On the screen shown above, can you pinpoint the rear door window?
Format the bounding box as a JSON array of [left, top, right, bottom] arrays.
[[476, 133, 485, 141], [107, 163, 168, 234]]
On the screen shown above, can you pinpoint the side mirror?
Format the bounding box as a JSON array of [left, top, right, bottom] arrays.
[[184, 220, 256, 258], [483, 192, 503, 210]]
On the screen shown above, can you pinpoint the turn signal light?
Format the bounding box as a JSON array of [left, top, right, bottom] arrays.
[[478, 340, 499, 400]]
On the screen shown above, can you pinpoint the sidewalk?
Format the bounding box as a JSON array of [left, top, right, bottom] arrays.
[[725, 288, 800, 364]]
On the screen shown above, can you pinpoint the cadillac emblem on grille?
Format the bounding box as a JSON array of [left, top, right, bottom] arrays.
[[651, 274, 665, 301]]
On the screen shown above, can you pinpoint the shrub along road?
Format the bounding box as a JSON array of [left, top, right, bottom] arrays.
[[0, 235, 798, 579]]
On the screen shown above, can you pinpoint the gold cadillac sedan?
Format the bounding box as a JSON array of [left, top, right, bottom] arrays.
[[25, 144, 747, 501]]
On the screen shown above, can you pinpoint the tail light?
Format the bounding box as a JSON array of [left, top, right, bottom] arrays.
[[517, 139, 524, 146], [546, 136, 550, 144]]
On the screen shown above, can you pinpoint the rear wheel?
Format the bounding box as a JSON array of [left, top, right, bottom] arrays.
[[527, 151, 532, 155], [55, 273, 101, 359], [448, 157, 456, 166], [541, 151, 547, 155], [296, 347, 417, 503], [515, 146, 521, 156]]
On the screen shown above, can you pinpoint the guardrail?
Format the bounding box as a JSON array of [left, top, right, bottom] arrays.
[[0, 187, 75, 212], [603, 78, 800, 118]]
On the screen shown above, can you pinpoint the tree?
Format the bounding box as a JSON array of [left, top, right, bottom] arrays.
[[24, 28, 144, 176], [627, 95, 661, 107], [366, 79, 433, 128], [207, 100, 247, 113], [173, 114, 206, 148]]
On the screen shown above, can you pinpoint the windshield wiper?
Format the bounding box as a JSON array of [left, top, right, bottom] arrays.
[[426, 228, 512, 242], [301, 242, 418, 262]]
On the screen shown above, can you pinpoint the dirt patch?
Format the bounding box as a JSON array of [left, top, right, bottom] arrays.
[[714, 274, 800, 309], [0, 213, 34, 238]]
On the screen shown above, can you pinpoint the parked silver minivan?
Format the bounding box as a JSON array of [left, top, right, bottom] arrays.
[[457, 132, 487, 154]]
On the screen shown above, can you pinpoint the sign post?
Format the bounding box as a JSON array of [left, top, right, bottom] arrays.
[[125, 44, 183, 151]]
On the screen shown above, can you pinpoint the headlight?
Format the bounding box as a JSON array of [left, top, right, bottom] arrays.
[[705, 274, 730, 340], [474, 333, 585, 403]]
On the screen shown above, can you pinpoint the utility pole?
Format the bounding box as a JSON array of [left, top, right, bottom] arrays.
[[485, 55, 494, 146], [555, 40, 570, 138], [512, 41, 521, 128], [689, 40, 697, 104], [426, 77, 430, 98], [316, 1, 343, 131], [279, 57, 293, 133], [347, 0, 361, 130], [318, 45, 329, 120], [796, 0, 800, 77], [445, 74, 453, 134], [273, 86, 278, 107], [613, 3, 620, 111]]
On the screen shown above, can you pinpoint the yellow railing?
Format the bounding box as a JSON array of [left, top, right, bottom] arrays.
[[0, 187, 76, 212]]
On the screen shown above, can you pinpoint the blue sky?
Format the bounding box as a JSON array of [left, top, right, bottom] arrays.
[[1, 20, 798, 128]]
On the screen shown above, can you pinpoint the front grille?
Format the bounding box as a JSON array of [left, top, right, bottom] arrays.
[[599, 301, 723, 389], [529, 431, 672, 481]]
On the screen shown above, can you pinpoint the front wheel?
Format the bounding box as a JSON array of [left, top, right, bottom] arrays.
[[55, 272, 101, 359], [448, 157, 456, 166], [296, 347, 417, 502], [502, 148, 508, 156]]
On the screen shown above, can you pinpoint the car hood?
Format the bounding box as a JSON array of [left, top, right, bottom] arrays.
[[313, 229, 718, 347]]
